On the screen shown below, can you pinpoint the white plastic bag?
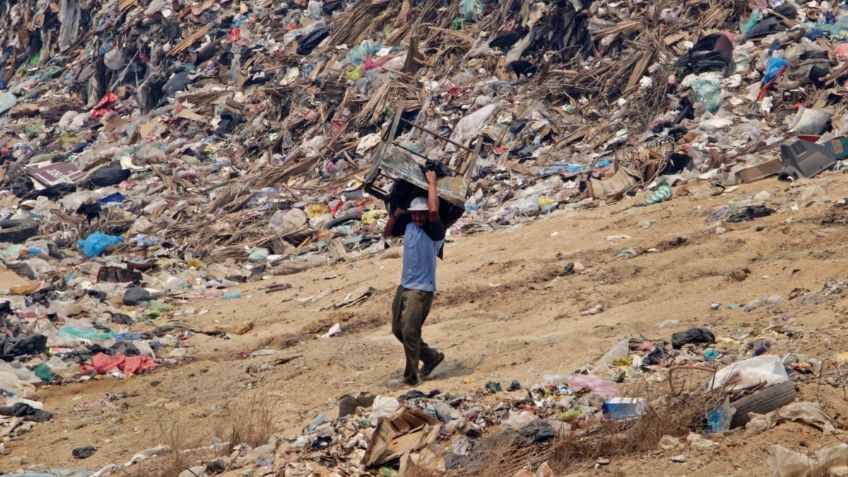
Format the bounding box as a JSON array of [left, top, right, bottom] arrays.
[[450, 103, 500, 147], [711, 355, 788, 391], [369, 395, 400, 420], [788, 108, 832, 135]]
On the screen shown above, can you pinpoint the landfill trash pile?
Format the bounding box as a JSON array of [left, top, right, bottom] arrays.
[[5, 0, 848, 472], [143, 317, 844, 477]]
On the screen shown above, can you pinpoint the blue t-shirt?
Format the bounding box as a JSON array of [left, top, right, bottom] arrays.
[[401, 221, 445, 292]]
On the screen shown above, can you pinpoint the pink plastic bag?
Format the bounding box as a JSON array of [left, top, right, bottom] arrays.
[[566, 375, 620, 399]]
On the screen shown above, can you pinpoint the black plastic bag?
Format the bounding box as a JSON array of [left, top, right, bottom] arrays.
[[296, 26, 330, 56], [0, 334, 47, 360], [727, 205, 775, 223], [420, 159, 453, 178], [671, 327, 715, 349], [675, 33, 733, 75], [123, 287, 152, 306], [80, 165, 131, 189], [163, 71, 190, 97]]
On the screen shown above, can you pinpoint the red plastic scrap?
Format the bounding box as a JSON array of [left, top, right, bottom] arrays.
[[361, 56, 390, 72], [90, 92, 118, 118], [80, 353, 157, 376]]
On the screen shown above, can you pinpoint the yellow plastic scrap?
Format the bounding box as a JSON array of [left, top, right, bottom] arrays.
[[60, 135, 84, 144], [538, 197, 556, 209], [361, 209, 387, 225], [306, 204, 330, 218], [611, 357, 632, 367], [186, 258, 204, 269], [156, 257, 177, 267], [345, 66, 362, 81], [557, 409, 582, 422], [201, 144, 216, 156]]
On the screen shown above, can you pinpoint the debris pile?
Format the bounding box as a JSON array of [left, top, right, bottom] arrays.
[[162, 321, 840, 476], [5, 0, 848, 472]]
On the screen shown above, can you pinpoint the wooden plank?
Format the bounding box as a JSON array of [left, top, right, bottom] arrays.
[[169, 24, 212, 56]]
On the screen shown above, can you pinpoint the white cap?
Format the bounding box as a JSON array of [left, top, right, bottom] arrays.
[[408, 196, 429, 211]]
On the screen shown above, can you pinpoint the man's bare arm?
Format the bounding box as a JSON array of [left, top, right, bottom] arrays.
[[383, 208, 406, 238], [426, 170, 439, 223]]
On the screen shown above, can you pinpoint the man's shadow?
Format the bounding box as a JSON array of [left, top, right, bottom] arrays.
[[380, 355, 485, 391]]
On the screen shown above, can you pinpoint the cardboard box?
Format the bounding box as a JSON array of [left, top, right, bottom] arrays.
[[362, 407, 439, 467], [27, 162, 84, 186], [735, 158, 782, 184]]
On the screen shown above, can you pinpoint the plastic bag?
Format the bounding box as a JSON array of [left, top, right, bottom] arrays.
[[346, 40, 383, 65], [0, 471, 91, 477], [645, 183, 673, 205], [78, 231, 123, 257], [768, 444, 848, 477], [0, 92, 17, 115], [370, 395, 400, 419], [740, 10, 763, 36], [787, 108, 832, 135], [566, 375, 620, 399], [57, 325, 116, 342], [706, 400, 735, 433], [711, 354, 788, 391], [460, 0, 480, 21], [32, 363, 53, 383], [296, 24, 330, 56], [545, 374, 620, 398], [450, 103, 500, 147], [248, 248, 270, 262], [502, 410, 539, 430], [596, 338, 630, 375], [306, 0, 323, 18], [763, 57, 788, 84], [691, 79, 722, 113]]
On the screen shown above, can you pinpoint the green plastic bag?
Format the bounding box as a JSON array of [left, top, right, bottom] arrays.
[[692, 79, 722, 113], [645, 184, 673, 205], [57, 326, 116, 342], [33, 363, 53, 383]]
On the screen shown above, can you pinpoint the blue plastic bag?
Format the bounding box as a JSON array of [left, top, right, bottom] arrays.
[[222, 290, 242, 300], [78, 232, 123, 257], [763, 57, 788, 84], [706, 402, 733, 433], [96, 193, 125, 205]]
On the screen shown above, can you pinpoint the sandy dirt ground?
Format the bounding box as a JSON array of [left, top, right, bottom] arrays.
[[10, 172, 848, 476]]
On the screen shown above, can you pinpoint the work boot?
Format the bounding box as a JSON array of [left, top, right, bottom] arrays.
[[420, 351, 445, 379]]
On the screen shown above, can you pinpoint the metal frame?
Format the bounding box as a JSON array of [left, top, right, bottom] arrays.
[[364, 108, 480, 207]]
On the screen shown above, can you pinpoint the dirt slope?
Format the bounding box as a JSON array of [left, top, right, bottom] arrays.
[[9, 173, 848, 476]]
